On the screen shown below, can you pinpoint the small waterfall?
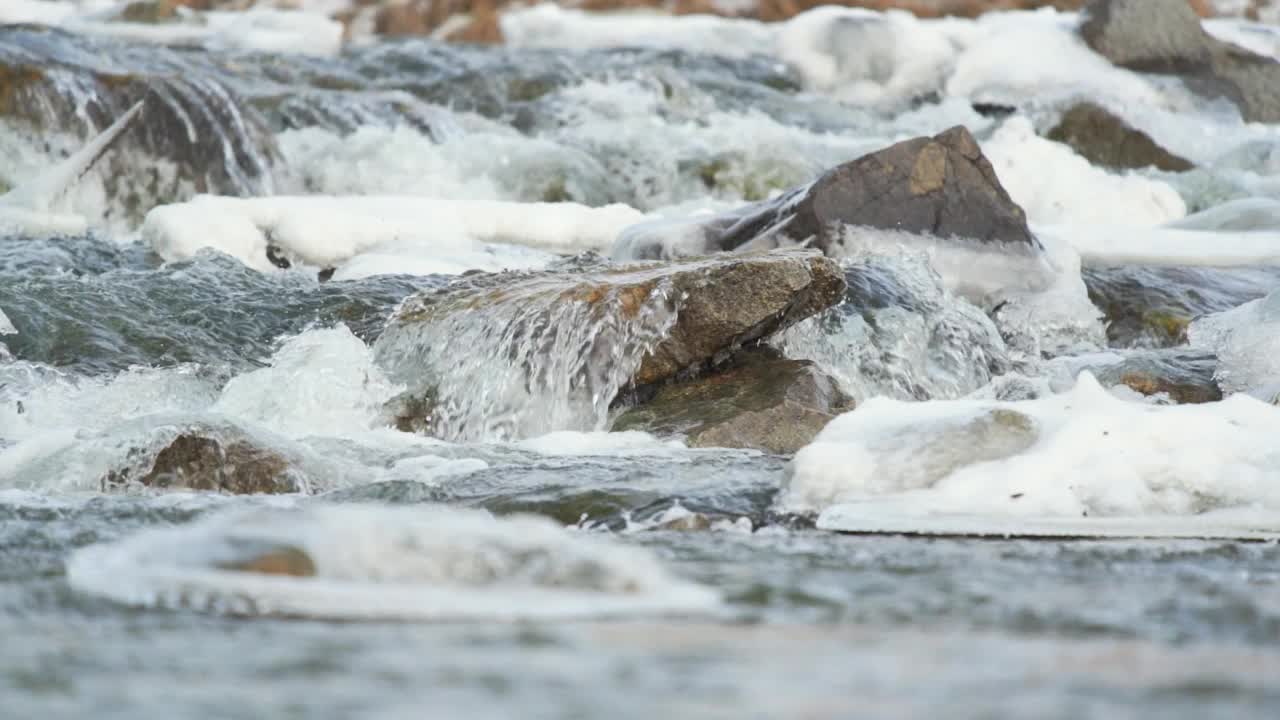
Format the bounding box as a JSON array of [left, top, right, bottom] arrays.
[[0, 27, 279, 223], [374, 261, 680, 442]]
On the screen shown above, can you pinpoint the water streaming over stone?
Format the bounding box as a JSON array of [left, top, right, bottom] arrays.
[[374, 258, 680, 442]]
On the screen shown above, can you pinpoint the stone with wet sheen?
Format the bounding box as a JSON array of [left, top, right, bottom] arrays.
[[612, 347, 855, 454], [1081, 0, 1280, 124], [377, 248, 845, 390], [103, 428, 304, 495]]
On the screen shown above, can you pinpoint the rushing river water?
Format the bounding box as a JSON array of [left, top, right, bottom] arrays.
[[3, 2, 1280, 717]]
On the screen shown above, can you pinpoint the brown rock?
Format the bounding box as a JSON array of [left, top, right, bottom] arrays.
[[612, 347, 855, 454], [1081, 0, 1280, 123], [374, 0, 503, 41], [376, 249, 846, 392], [1047, 102, 1194, 172], [217, 542, 317, 577], [104, 430, 303, 494]]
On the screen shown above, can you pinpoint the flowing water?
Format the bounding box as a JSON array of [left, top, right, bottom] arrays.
[[3, 4, 1280, 718]]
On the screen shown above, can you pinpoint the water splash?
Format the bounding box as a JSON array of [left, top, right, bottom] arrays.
[[373, 259, 679, 442], [775, 249, 1012, 403]]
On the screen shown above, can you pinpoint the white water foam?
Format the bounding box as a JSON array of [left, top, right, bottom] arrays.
[[66, 503, 720, 621], [46, 6, 346, 56], [214, 327, 402, 438], [983, 117, 1188, 227], [500, 5, 1207, 116], [142, 195, 642, 276], [781, 373, 1280, 528], [1047, 223, 1280, 268]]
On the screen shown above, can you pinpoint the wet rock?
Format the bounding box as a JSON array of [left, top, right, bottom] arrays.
[[619, 126, 1036, 260], [1046, 102, 1193, 172], [1083, 265, 1280, 348], [612, 347, 855, 454], [1081, 0, 1280, 124], [104, 429, 303, 495], [1089, 349, 1223, 404], [378, 249, 845, 390]]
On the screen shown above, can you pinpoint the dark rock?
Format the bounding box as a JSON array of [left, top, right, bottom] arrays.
[[612, 347, 854, 454], [971, 102, 1017, 118], [1047, 102, 1193, 172], [1089, 349, 1222, 404], [377, 249, 846, 390], [1081, 0, 1280, 124], [104, 429, 303, 495], [616, 126, 1037, 260]]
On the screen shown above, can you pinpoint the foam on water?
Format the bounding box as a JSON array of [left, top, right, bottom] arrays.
[[0, 307, 14, 337], [1048, 223, 1280, 268], [142, 195, 641, 276], [984, 117, 1188, 227], [213, 327, 402, 438], [373, 265, 679, 442], [500, 6, 1206, 116], [0, 362, 221, 490], [66, 503, 720, 621], [28, 4, 347, 56], [515, 430, 687, 456], [781, 373, 1280, 527], [0, 327, 414, 491], [500, 5, 773, 57]]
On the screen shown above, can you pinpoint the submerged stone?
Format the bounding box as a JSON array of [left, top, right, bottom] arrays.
[[1083, 265, 1280, 348], [1081, 0, 1280, 123], [104, 428, 303, 495], [612, 347, 855, 454], [216, 541, 317, 578], [1089, 350, 1223, 404], [1046, 102, 1193, 172]]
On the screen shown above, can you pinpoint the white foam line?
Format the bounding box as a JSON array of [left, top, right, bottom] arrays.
[[1039, 224, 1280, 268], [817, 504, 1280, 541]]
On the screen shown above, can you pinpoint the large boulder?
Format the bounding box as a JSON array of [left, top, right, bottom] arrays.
[[612, 347, 855, 454], [376, 249, 845, 391], [104, 428, 304, 495], [615, 126, 1037, 260], [1047, 102, 1193, 172], [1081, 0, 1280, 124]]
